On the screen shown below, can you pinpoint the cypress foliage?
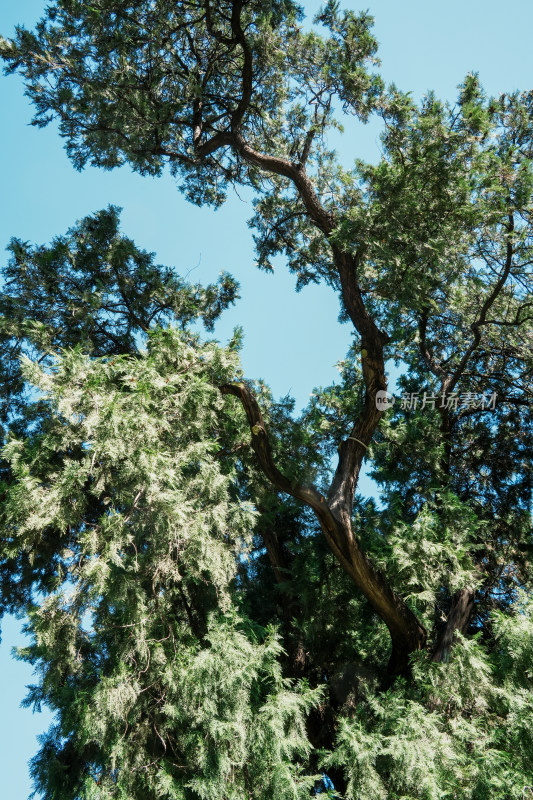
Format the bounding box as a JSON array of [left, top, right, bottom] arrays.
[[2, 328, 319, 799], [0, 2, 532, 798]]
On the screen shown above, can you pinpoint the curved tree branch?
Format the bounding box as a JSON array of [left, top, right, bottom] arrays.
[[221, 381, 427, 674]]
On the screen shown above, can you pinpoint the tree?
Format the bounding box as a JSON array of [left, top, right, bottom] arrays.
[[2, 317, 319, 799], [0, 1, 532, 798]]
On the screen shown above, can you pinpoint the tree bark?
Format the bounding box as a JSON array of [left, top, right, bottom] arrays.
[[220, 382, 426, 674], [212, 1, 428, 672], [431, 587, 475, 663]]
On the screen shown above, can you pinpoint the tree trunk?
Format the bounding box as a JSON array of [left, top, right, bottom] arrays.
[[260, 525, 307, 676], [431, 587, 475, 663]]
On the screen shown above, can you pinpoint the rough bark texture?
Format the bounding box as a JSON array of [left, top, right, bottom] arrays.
[[431, 588, 475, 663], [220, 382, 427, 674]]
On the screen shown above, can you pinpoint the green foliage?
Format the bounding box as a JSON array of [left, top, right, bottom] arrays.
[[374, 494, 480, 624], [325, 614, 533, 799], [0, 2, 532, 799], [0, 206, 238, 436], [2, 327, 319, 798]]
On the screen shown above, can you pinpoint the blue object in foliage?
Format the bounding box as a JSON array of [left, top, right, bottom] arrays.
[[313, 773, 340, 796], [322, 774, 335, 791]]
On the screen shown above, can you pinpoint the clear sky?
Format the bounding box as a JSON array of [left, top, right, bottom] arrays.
[[1, 1, 533, 797]]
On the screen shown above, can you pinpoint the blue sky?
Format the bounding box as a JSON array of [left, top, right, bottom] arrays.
[[1, 1, 533, 797]]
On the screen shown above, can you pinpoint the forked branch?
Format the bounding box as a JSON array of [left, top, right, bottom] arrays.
[[221, 381, 427, 674]]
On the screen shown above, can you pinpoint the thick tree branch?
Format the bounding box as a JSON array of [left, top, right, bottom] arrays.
[[219, 382, 343, 543], [221, 381, 427, 674], [229, 0, 253, 127], [233, 134, 336, 234], [207, 0, 422, 670], [326, 251, 390, 518], [431, 587, 475, 663]]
